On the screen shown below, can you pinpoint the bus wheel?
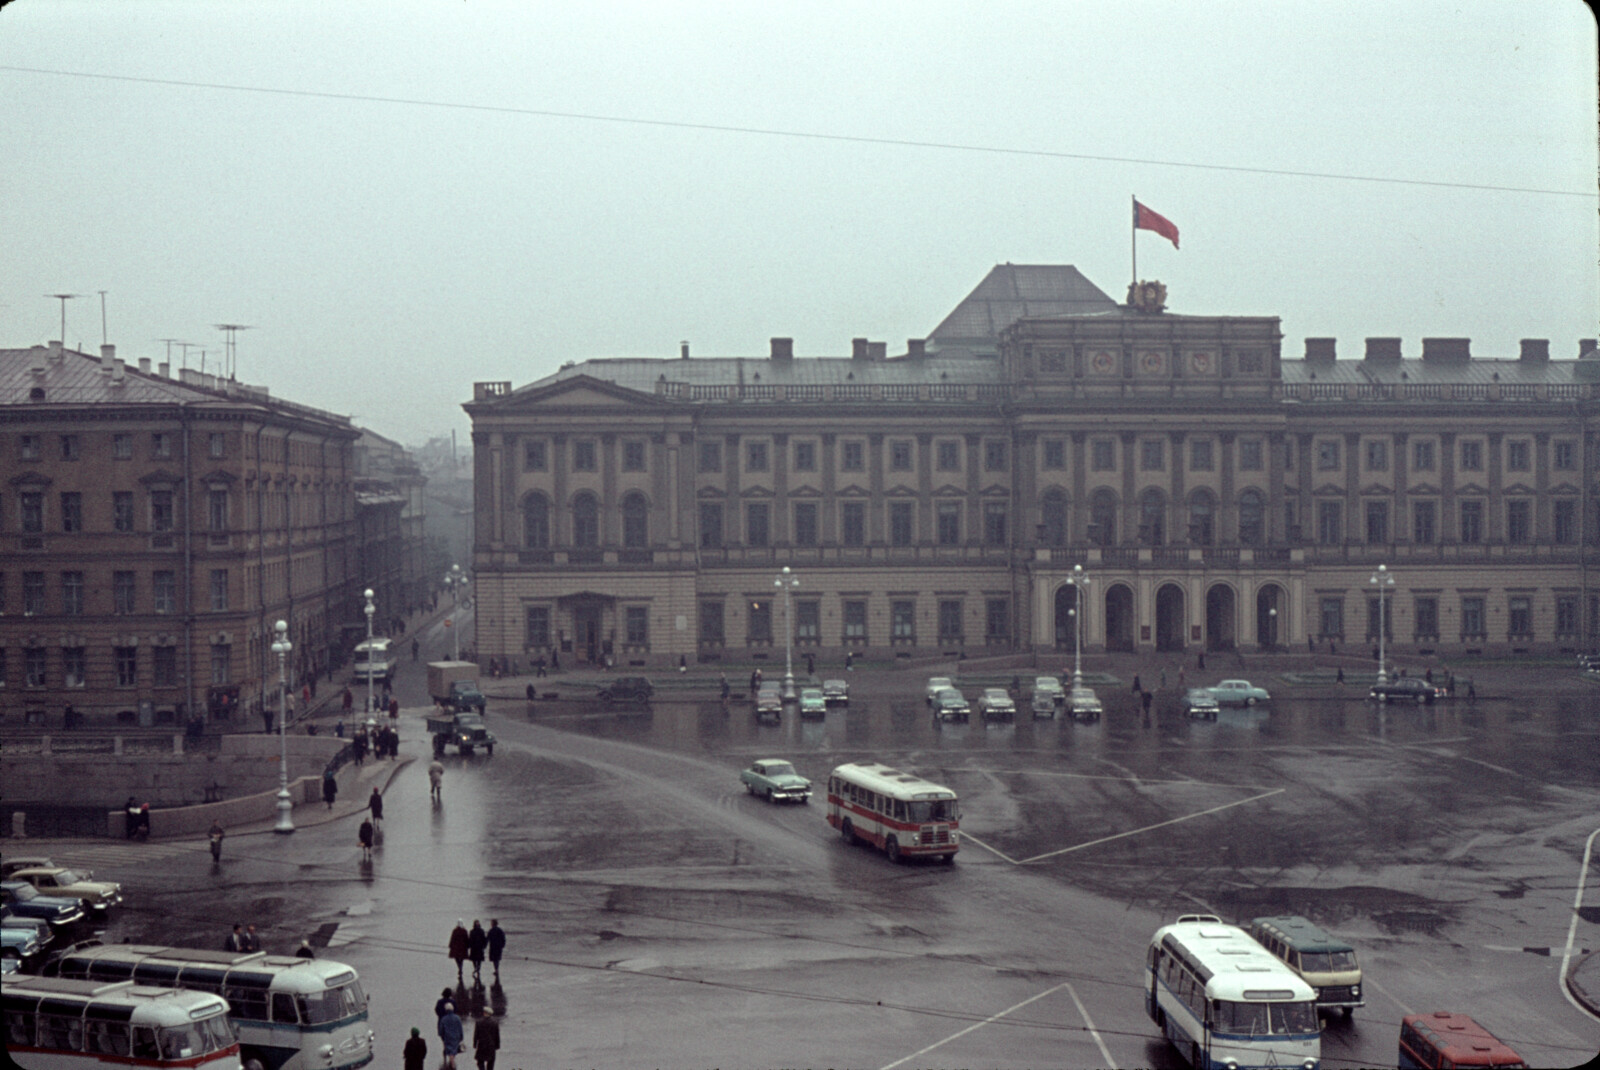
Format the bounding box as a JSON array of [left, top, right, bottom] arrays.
[[885, 838, 902, 864], [485, 743, 494, 756], [841, 819, 857, 845]]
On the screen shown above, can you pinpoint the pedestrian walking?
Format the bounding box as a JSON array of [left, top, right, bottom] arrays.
[[322, 771, 338, 809], [678, 654, 687, 673], [749, 669, 759, 694], [342, 687, 353, 714], [402, 1027, 427, 1070], [719, 673, 730, 702], [437, 1002, 464, 1070], [389, 696, 399, 720], [358, 818, 374, 860], [412, 638, 420, 662], [125, 796, 140, 839], [526, 683, 536, 705], [1160, 668, 1167, 689], [487, 919, 505, 980], [1336, 666, 1345, 683], [429, 760, 444, 801], [805, 652, 815, 676], [1141, 689, 1153, 716], [845, 650, 854, 671], [243, 925, 261, 952], [1197, 652, 1206, 670], [467, 920, 487, 982], [136, 804, 151, 840], [448, 921, 469, 981], [535, 658, 547, 678], [472, 1013, 501, 1070], [1131, 674, 1141, 693], [369, 787, 384, 825], [208, 820, 225, 863], [550, 650, 560, 671]]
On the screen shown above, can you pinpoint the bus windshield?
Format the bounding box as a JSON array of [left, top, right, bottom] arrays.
[[907, 799, 957, 822], [296, 980, 367, 1024], [158, 1014, 235, 1059], [1214, 1000, 1318, 1035], [1299, 950, 1356, 973]]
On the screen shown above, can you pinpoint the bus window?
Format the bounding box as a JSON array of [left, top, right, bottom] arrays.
[[225, 985, 270, 1020], [132, 1026, 160, 1059], [160, 1027, 198, 1059], [7, 1010, 35, 1046], [271, 992, 299, 1023], [89, 1020, 132, 1056], [298, 981, 364, 1025], [39, 1013, 80, 1050], [1272, 1002, 1317, 1034], [195, 1013, 236, 1052]]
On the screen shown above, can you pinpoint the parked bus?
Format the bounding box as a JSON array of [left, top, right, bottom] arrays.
[[1144, 914, 1320, 1070], [47, 945, 373, 1070], [352, 638, 395, 686], [1247, 915, 1363, 1017], [825, 762, 959, 863], [3, 974, 242, 1070], [1399, 1012, 1527, 1069]]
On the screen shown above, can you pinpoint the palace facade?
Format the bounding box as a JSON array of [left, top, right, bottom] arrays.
[[464, 265, 1599, 668]]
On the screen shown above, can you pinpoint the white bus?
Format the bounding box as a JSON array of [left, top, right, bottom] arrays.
[[3, 974, 242, 1070], [1144, 914, 1320, 1070], [48, 945, 373, 1070], [825, 762, 960, 863], [352, 638, 395, 686]]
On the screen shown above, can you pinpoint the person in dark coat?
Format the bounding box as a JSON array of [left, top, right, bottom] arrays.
[[358, 818, 374, 859], [225, 924, 244, 952], [368, 788, 384, 825], [434, 988, 454, 1019], [322, 772, 338, 809], [472, 1012, 501, 1070], [467, 920, 488, 981], [486, 919, 506, 979], [295, 939, 315, 959], [437, 1002, 464, 1070], [136, 804, 151, 839], [125, 797, 140, 839], [402, 1027, 427, 1070], [448, 921, 470, 981]]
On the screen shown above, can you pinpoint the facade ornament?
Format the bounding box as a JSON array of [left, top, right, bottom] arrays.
[[1126, 280, 1167, 313]]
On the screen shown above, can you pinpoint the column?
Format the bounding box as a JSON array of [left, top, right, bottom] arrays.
[[1393, 433, 1409, 544], [868, 433, 885, 543], [601, 432, 617, 546], [1267, 431, 1284, 544], [917, 433, 933, 543], [1487, 431, 1503, 542], [1071, 431, 1088, 544], [1120, 432, 1137, 545], [650, 433, 670, 548], [773, 433, 789, 545], [1439, 432, 1457, 541], [551, 435, 568, 546], [1169, 432, 1187, 541]]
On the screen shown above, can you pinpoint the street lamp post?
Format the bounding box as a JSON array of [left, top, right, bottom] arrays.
[[1069, 564, 1091, 687], [362, 589, 376, 714], [444, 565, 467, 661], [270, 620, 295, 834], [774, 567, 799, 701], [1268, 606, 1278, 651], [1371, 563, 1394, 684]]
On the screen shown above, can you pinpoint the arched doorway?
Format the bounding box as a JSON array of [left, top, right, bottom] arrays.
[[1256, 584, 1285, 649], [1155, 584, 1186, 652], [1206, 584, 1237, 650], [1054, 583, 1079, 650], [1104, 584, 1135, 652]]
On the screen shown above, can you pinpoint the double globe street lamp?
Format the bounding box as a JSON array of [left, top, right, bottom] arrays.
[[444, 564, 468, 661], [1371, 563, 1395, 685], [773, 566, 799, 701], [1068, 563, 1091, 687], [270, 620, 295, 834], [362, 589, 376, 715]]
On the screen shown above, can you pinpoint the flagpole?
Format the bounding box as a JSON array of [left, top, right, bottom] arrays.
[[1130, 195, 1137, 291]]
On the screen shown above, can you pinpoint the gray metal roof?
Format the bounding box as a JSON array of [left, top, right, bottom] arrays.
[[926, 264, 1119, 353], [516, 353, 1006, 398]]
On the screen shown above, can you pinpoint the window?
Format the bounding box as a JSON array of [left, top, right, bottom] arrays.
[[113, 491, 134, 532], [891, 600, 915, 640], [60, 434, 81, 460], [208, 490, 229, 532], [110, 432, 132, 459], [148, 572, 170, 615], [1459, 500, 1484, 543], [984, 440, 1008, 471], [523, 495, 550, 548], [573, 495, 600, 547], [1554, 440, 1577, 470], [151, 491, 174, 532], [209, 569, 229, 611], [1188, 492, 1215, 546], [1238, 439, 1263, 471], [745, 502, 769, 547], [622, 493, 649, 548], [883, 440, 912, 472], [209, 432, 226, 459], [1460, 595, 1486, 638], [1043, 439, 1066, 470], [985, 598, 1010, 642], [698, 502, 723, 549], [793, 503, 818, 546], [936, 501, 961, 545], [61, 572, 83, 616], [1319, 597, 1344, 638], [841, 441, 865, 472], [1557, 595, 1580, 636], [20, 434, 40, 460], [525, 607, 550, 648], [152, 432, 172, 459], [842, 600, 867, 642], [1507, 596, 1532, 637], [699, 601, 725, 644], [1091, 438, 1115, 471], [983, 502, 1007, 545], [1089, 490, 1117, 545], [1139, 491, 1164, 545], [24, 571, 46, 615], [21, 491, 43, 533], [1414, 596, 1439, 639], [1316, 439, 1341, 470], [626, 606, 649, 646], [1413, 439, 1436, 471], [114, 570, 135, 614], [153, 645, 178, 687], [1366, 596, 1392, 641], [841, 501, 866, 546], [1506, 500, 1531, 544], [697, 440, 721, 473], [622, 440, 647, 472], [210, 644, 231, 685], [523, 440, 548, 471], [747, 600, 773, 644], [572, 440, 597, 471], [889, 501, 913, 546], [938, 600, 963, 641], [1460, 439, 1483, 471], [115, 646, 137, 686], [936, 440, 960, 471], [1506, 440, 1530, 472], [1413, 500, 1437, 544], [1189, 438, 1214, 471], [795, 600, 819, 642], [60, 492, 82, 532], [26, 647, 47, 687], [1365, 501, 1389, 544], [1140, 439, 1164, 471], [744, 441, 767, 472], [1364, 439, 1388, 471], [793, 441, 816, 471], [1041, 491, 1068, 546], [1555, 500, 1577, 544], [62, 647, 85, 688], [1316, 501, 1343, 545]]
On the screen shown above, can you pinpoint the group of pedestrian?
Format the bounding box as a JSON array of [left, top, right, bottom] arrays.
[[350, 721, 401, 763], [447, 919, 506, 983], [422, 997, 499, 1070], [223, 923, 263, 953], [123, 797, 151, 840]]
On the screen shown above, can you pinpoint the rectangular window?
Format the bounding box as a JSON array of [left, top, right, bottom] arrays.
[[1506, 440, 1530, 472], [208, 490, 229, 532], [209, 432, 226, 459], [889, 501, 914, 546], [1506, 500, 1531, 544], [1413, 439, 1436, 471], [625, 606, 649, 646], [113, 491, 134, 532], [113, 432, 133, 459], [936, 501, 961, 545], [153, 645, 178, 687], [983, 501, 1007, 545], [21, 491, 43, 533], [60, 492, 82, 532], [1459, 500, 1484, 543], [1507, 596, 1532, 637], [841, 600, 867, 642], [1555, 500, 1577, 544], [936, 440, 960, 471], [745, 503, 770, 547], [1140, 439, 1164, 471], [62, 647, 86, 688], [1043, 439, 1066, 470], [841, 501, 865, 546], [151, 491, 174, 532], [153, 570, 176, 614], [699, 602, 725, 644], [984, 440, 1008, 472], [26, 647, 48, 687], [795, 600, 820, 642], [891, 600, 915, 640], [115, 646, 137, 687], [210, 643, 231, 685], [747, 600, 773, 644], [1460, 439, 1483, 471], [152, 432, 172, 459], [622, 440, 647, 472], [1316, 501, 1343, 545], [209, 569, 229, 611], [1413, 500, 1437, 544], [1364, 439, 1388, 471], [1091, 438, 1115, 471], [1554, 440, 1577, 470], [697, 440, 721, 473], [889, 440, 913, 471], [841, 441, 865, 472], [698, 503, 723, 549], [523, 440, 547, 471], [1460, 596, 1486, 638], [1316, 439, 1341, 470], [938, 600, 963, 641], [1365, 501, 1388, 545], [1189, 438, 1214, 471], [1319, 597, 1344, 638], [1414, 596, 1439, 639], [1238, 439, 1263, 471], [24, 571, 47, 615], [525, 606, 550, 648], [20, 434, 40, 460], [114, 571, 135, 614], [1557, 595, 1580, 636], [572, 439, 597, 471], [743, 441, 768, 472], [61, 571, 83, 616], [793, 502, 818, 546], [60, 434, 81, 461], [985, 598, 1010, 642], [792, 441, 816, 471]]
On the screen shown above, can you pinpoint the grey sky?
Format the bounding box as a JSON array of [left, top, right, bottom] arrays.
[[3, 0, 1595, 444]]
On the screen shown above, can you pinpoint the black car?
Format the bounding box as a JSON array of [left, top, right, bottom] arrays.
[[0, 882, 85, 929], [598, 676, 654, 703], [1369, 677, 1440, 704]]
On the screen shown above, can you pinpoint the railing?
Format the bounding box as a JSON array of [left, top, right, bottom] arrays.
[[1281, 380, 1588, 402], [881, 384, 919, 401], [834, 384, 872, 401], [787, 384, 824, 402]]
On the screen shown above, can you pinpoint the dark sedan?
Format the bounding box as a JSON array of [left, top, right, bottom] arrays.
[[1369, 677, 1441, 704], [0, 881, 85, 930]]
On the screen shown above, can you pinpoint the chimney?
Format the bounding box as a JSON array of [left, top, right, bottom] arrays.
[[101, 343, 116, 362], [851, 337, 870, 361], [1364, 337, 1402, 363], [111, 357, 126, 383], [1422, 338, 1471, 363], [1519, 339, 1549, 362], [1580, 339, 1598, 360], [30, 345, 47, 375], [769, 337, 793, 361], [138, 357, 152, 374], [680, 341, 690, 360], [868, 341, 887, 362], [1304, 338, 1336, 364], [158, 361, 171, 378], [49, 340, 64, 361], [907, 338, 926, 359]]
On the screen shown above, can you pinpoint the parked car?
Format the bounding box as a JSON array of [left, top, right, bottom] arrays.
[[822, 679, 850, 705], [931, 687, 970, 723], [0, 909, 53, 950], [1033, 676, 1065, 706], [6, 868, 122, 915], [1066, 686, 1103, 721], [740, 759, 812, 803], [0, 882, 85, 930], [1369, 677, 1441, 704], [798, 687, 827, 718], [2, 926, 45, 970], [1184, 688, 1221, 719], [754, 683, 783, 719], [1030, 690, 1058, 719], [925, 677, 955, 706], [598, 676, 654, 704], [977, 688, 1015, 722], [0, 857, 93, 882], [1207, 679, 1271, 706]]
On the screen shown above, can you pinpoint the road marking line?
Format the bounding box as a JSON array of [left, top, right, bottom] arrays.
[[1560, 825, 1600, 1023], [955, 831, 1018, 864], [1365, 974, 1413, 1017], [877, 980, 1072, 1070], [1065, 980, 1116, 1067], [1018, 789, 1286, 865]]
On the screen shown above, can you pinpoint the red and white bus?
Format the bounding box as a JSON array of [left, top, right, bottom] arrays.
[[3, 974, 242, 1070], [826, 762, 959, 863]]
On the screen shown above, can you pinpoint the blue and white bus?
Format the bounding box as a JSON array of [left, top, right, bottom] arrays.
[[1144, 914, 1320, 1070], [48, 945, 372, 1070]]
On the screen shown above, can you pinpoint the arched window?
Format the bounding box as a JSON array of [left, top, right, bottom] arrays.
[[1188, 490, 1215, 546], [1041, 489, 1068, 546], [522, 493, 550, 549], [1239, 489, 1265, 546], [1089, 489, 1117, 546], [572, 493, 599, 548], [1139, 488, 1166, 546], [622, 492, 649, 549]]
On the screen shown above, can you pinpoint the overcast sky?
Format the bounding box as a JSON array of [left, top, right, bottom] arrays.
[[3, 0, 1596, 445]]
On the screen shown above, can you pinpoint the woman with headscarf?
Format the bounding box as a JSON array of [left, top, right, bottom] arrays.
[[437, 1002, 464, 1070], [402, 1027, 427, 1070]]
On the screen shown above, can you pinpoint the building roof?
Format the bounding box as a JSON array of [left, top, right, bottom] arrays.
[[926, 264, 1120, 355]]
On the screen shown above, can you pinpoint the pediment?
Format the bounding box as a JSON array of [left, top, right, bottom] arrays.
[[1456, 482, 1488, 496], [836, 483, 871, 498], [788, 485, 824, 499], [979, 482, 1011, 497], [932, 483, 966, 497], [1312, 482, 1344, 496], [495, 373, 670, 411], [1406, 482, 1440, 496], [1502, 482, 1536, 497], [139, 469, 184, 487], [201, 469, 239, 486], [739, 485, 774, 499], [696, 485, 726, 499], [1549, 481, 1580, 496], [8, 470, 52, 488], [1359, 482, 1392, 496], [884, 484, 919, 497]]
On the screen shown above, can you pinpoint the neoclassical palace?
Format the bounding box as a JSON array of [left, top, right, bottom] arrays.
[[465, 265, 1598, 668]]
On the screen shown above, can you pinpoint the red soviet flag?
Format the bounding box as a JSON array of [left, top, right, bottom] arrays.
[[1134, 200, 1180, 249]]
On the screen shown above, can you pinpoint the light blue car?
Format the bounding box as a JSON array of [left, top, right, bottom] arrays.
[[1207, 679, 1271, 706]]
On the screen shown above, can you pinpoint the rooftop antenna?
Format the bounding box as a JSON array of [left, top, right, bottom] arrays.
[[98, 291, 109, 346], [177, 342, 197, 371], [215, 324, 253, 381], [46, 293, 79, 348]]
